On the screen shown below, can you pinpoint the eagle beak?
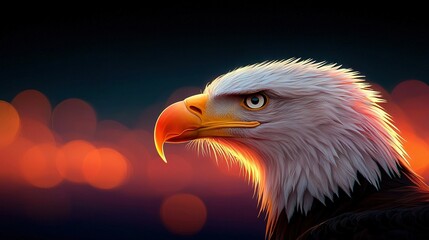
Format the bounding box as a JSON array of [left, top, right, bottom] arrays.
[[154, 93, 260, 162]]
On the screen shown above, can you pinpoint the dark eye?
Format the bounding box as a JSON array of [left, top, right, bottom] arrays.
[[244, 93, 267, 109]]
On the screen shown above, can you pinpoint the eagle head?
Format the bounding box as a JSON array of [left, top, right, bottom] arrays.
[[154, 59, 407, 234]]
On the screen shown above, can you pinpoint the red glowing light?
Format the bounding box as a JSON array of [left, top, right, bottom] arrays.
[[113, 129, 154, 195], [19, 144, 64, 188], [395, 96, 429, 139], [11, 89, 52, 126], [0, 100, 21, 149], [20, 118, 56, 145], [82, 148, 129, 189], [0, 136, 34, 182], [52, 98, 97, 141], [116, 129, 151, 162], [57, 140, 97, 183], [391, 80, 429, 101], [400, 132, 429, 173], [2, 79, 429, 195], [160, 193, 207, 235], [385, 79, 429, 174]]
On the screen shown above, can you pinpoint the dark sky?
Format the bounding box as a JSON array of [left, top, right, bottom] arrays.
[[1, 5, 428, 126]]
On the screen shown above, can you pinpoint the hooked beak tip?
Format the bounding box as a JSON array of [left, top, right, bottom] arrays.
[[154, 99, 203, 163], [154, 128, 168, 163]]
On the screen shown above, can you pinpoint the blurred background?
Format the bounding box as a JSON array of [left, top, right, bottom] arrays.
[[0, 4, 428, 240]]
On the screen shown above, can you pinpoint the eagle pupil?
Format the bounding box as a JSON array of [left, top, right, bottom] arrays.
[[251, 96, 259, 105]]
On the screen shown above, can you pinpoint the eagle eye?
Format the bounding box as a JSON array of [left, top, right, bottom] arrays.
[[243, 93, 268, 110]]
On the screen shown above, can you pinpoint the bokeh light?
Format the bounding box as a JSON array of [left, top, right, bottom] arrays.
[[402, 135, 429, 172], [395, 95, 429, 139], [95, 120, 128, 144], [160, 193, 207, 235], [0, 100, 21, 149], [20, 118, 56, 145], [115, 130, 151, 194], [11, 89, 51, 125], [20, 144, 64, 188], [146, 153, 193, 194], [117, 129, 151, 162], [391, 80, 429, 101], [386, 80, 429, 175], [0, 136, 34, 182], [52, 98, 97, 141], [82, 148, 129, 189], [2, 78, 429, 239], [57, 140, 97, 183]]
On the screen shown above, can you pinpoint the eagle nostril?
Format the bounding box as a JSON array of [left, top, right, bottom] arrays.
[[189, 105, 203, 116]]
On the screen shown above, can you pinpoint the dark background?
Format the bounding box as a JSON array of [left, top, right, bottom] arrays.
[[1, 4, 428, 240], [1, 5, 428, 126]]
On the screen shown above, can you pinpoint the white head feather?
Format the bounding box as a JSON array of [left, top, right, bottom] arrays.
[[191, 59, 408, 234]]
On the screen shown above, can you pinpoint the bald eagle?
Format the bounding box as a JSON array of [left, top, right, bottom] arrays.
[[154, 59, 429, 239]]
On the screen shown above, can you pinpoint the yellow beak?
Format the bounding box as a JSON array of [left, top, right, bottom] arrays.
[[154, 94, 260, 162]]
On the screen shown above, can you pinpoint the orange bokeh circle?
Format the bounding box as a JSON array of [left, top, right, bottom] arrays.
[[57, 140, 97, 183], [160, 193, 207, 236], [402, 134, 429, 173], [20, 143, 64, 188], [0, 100, 21, 148], [82, 148, 129, 189], [20, 118, 56, 145], [0, 136, 34, 181]]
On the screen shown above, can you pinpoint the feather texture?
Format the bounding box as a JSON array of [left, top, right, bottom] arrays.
[[188, 59, 426, 238]]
